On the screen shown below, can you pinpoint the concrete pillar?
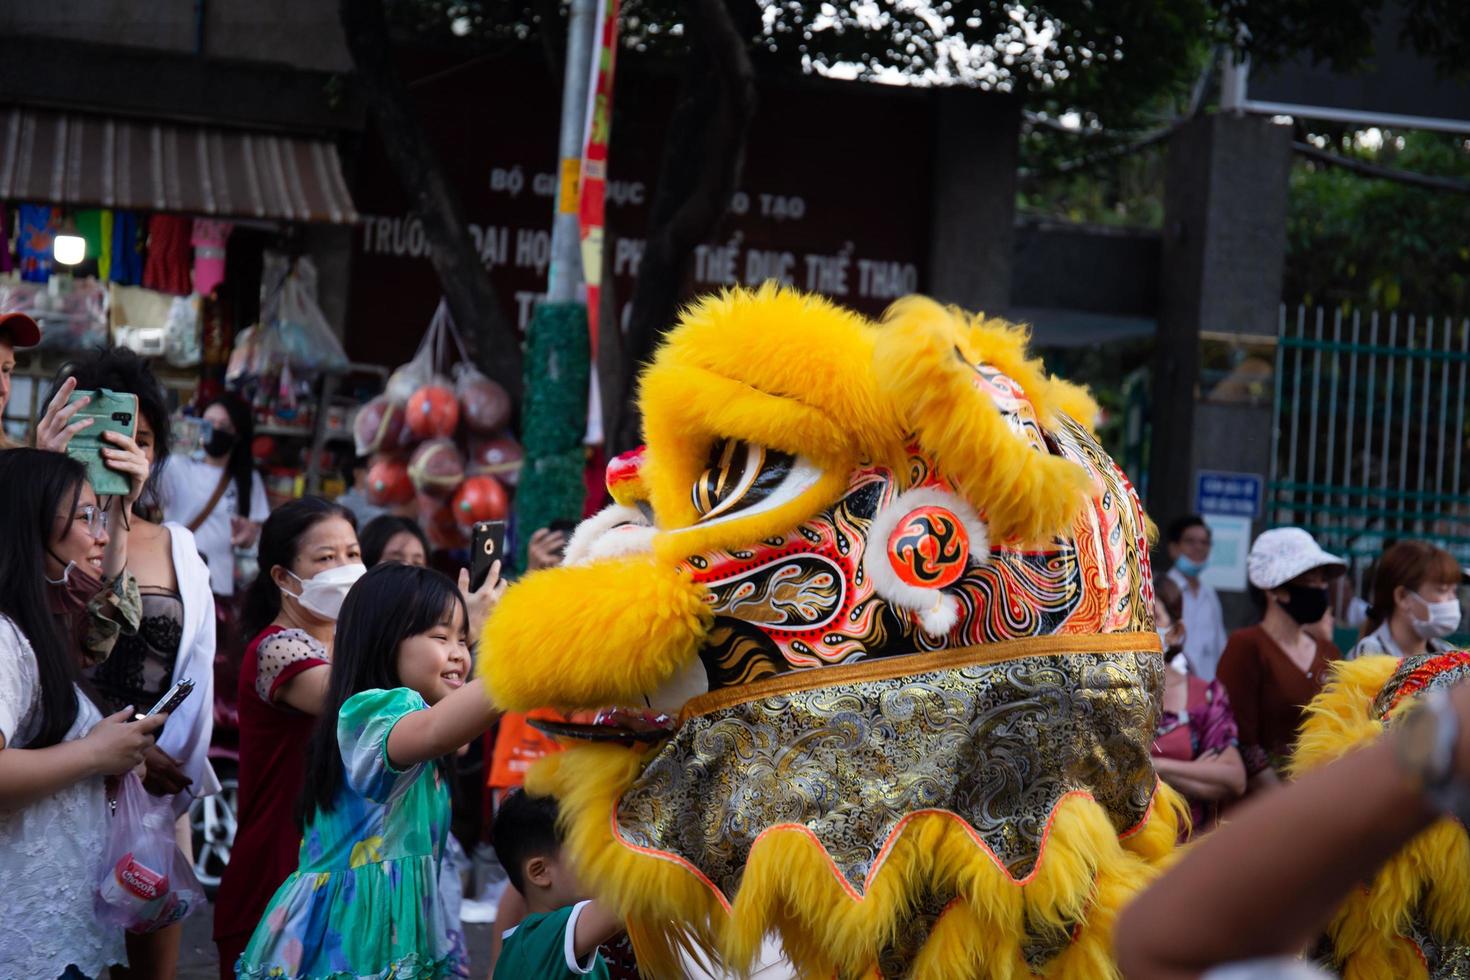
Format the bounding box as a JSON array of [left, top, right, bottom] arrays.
[[1151, 113, 1291, 618], [1151, 112, 1291, 512], [925, 90, 1021, 315]]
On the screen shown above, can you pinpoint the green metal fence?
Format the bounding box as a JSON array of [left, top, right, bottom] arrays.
[[1269, 305, 1470, 591]]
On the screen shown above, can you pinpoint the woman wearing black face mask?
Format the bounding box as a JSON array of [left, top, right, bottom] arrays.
[[1217, 527, 1347, 792], [157, 393, 268, 603]]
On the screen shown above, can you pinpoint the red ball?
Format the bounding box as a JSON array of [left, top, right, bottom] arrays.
[[419, 495, 467, 550], [408, 438, 466, 498], [451, 475, 509, 530], [467, 433, 524, 487], [457, 371, 511, 435], [250, 435, 276, 462], [405, 384, 460, 440], [353, 395, 411, 456], [366, 456, 414, 505]]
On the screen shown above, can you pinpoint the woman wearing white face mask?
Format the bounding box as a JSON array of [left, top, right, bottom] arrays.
[[213, 496, 363, 977], [1348, 541, 1463, 661], [1151, 577, 1247, 840]]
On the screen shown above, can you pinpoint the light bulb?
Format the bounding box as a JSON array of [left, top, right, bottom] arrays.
[[53, 234, 86, 266]]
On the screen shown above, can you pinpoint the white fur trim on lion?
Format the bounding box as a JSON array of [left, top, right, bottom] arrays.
[[564, 504, 656, 566], [862, 485, 989, 637]]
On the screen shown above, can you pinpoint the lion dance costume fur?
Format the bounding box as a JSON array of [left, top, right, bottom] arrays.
[[1294, 652, 1470, 978], [483, 285, 1186, 978]]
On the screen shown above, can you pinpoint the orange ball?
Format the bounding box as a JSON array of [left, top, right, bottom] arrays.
[[451, 475, 509, 530], [405, 384, 460, 440], [366, 456, 414, 505]]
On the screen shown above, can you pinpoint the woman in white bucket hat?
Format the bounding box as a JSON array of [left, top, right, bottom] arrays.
[[1217, 527, 1347, 790]]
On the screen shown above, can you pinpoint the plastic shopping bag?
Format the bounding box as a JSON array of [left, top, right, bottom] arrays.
[[95, 772, 205, 933]]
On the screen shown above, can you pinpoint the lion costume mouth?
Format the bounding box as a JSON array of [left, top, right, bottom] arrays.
[[482, 285, 1180, 979]]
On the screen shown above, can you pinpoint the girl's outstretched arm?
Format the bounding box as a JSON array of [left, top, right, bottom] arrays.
[[386, 678, 500, 770]]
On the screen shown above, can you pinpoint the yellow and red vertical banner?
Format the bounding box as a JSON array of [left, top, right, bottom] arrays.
[[578, 0, 619, 359]]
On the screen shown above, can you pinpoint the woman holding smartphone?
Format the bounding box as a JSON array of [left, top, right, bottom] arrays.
[[41, 351, 220, 978], [0, 447, 164, 979]]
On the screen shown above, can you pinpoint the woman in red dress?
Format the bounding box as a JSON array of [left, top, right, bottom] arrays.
[[212, 497, 362, 977]]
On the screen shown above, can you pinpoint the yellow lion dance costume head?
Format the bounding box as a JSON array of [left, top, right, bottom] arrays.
[[484, 285, 1184, 978]]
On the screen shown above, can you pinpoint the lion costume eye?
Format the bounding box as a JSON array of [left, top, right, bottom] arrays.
[[692, 439, 822, 526]]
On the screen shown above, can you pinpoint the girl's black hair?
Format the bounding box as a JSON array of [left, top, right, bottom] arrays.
[[359, 515, 431, 568], [0, 449, 88, 747], [205, 393, 258, 520], [297, 562, 467, 825], [48, 347, 172, 505], [241, 495, 357, 636]]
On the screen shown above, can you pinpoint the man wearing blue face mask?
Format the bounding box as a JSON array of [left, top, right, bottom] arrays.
[[1167, 515, 1229, 681]]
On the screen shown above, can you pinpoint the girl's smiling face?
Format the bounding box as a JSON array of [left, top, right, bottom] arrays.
[[396, 599, 471, 705]]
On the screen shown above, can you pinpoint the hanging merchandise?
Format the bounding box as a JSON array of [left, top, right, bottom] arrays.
[[451, 474, 509, 531], [406, 380, 459, 441], [454, 362, 511, 434], [365, 456, 415, 506], [74, 209, 110, 278], [164, 295, 202, 367], [351, 300, 514, 553], [353, 395, 412, 457], [17, 204, 59, 283], [408, 438, 466, 498], [467, 433, 524, 487], [191, 219, 233, 297], [110, 211, 145, 285], [0, 277, 108, 351], [143, 215, 191, 295]]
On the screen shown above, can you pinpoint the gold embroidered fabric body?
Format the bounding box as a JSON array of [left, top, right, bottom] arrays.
[[616, 649, 1163, 892]]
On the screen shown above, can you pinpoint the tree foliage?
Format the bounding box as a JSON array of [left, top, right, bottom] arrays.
[[1285, 130, 1470, 313]]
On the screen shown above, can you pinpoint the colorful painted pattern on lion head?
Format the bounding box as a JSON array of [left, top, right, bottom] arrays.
[[484, 285, 1180, 978]]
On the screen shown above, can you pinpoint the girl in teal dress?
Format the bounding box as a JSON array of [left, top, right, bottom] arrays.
[[237, 561, 505, 979]]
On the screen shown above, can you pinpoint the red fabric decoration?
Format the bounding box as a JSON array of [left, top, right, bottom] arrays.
[[143, 214, 192, 295]]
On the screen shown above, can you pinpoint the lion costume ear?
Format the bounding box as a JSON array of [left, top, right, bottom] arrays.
[[874, 297, 1098, 545]]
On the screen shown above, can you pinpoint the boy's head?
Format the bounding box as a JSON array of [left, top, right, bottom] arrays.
[[493, 788, 586, 912]]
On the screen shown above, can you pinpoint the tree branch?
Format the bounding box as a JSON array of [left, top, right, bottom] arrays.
[[339, 0, 523, 395]]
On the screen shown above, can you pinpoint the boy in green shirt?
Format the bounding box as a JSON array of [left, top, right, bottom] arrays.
[[492, 789, 623, 978]]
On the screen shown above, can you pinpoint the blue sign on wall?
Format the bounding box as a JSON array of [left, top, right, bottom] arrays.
[[1195, 470, 1263, 519]]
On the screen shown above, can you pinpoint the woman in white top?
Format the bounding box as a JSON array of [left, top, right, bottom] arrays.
[[42, 351, 221, 978], [1348, 540, 1463, 660], [0, 449, 164, 979], [158, 393, 269, 599]]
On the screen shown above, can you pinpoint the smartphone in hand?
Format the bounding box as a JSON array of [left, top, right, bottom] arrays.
[[470, 521, 507, 591], [65, 388, 139, 497], [134, 678, 195, 727]]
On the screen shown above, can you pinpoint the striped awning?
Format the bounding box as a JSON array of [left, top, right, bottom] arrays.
[[0, 107, 358, 224]]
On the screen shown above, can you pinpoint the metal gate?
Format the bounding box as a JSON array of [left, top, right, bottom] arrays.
[[1269, 304, 1470, 589]]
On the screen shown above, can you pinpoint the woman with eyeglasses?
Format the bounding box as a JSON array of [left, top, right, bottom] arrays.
[[40, 351, 221, 979], [0, 448, 165, 979]]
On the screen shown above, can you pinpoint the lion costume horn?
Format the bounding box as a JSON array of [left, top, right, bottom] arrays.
[[485, 284, 1184, 979]]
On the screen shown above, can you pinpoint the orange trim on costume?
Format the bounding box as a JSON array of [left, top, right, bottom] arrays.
[[610, 782, 1165, 908], [679, 631, 1164, 720], [608, 805, 735, 913]]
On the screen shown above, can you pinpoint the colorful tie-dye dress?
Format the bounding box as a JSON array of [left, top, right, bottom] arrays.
[[236, 687, 460, 979]]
